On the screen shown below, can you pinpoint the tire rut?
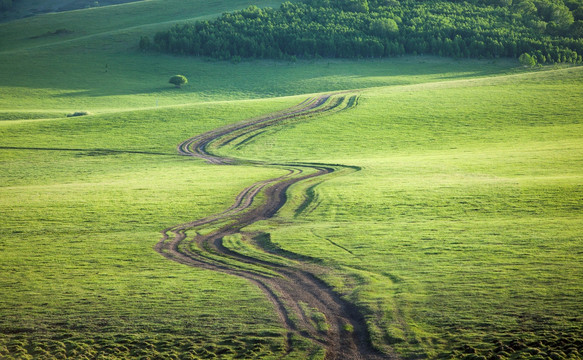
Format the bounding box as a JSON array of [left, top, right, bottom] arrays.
[[156, 94, 391, 359]]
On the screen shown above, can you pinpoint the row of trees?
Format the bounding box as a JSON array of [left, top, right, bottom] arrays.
[[142, 0, 583, 64], [0, 0, 17, 11]]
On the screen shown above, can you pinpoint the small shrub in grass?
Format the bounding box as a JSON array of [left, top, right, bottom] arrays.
[[54, 28, 72, 35], [169, 75, 188, 88], [67, 111, 90, 117], [343, 323, 354, 332]]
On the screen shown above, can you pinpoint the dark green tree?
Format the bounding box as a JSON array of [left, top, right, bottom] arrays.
[[519, 53, 537, 66], [169, 75, 188, 88], [146, 0, 582, 64], [139, 36, 151, 51], [0, 0, 13, 10]]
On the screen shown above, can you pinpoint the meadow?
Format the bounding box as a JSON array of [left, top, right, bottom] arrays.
[[234, 68, 583, 358], [1, 0, 582, 359]]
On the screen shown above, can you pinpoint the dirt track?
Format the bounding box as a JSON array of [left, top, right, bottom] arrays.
[[156, 95, 392, 359]]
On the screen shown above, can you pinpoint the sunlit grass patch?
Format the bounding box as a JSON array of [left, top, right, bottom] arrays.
[[0, 0, 581, 356], [240, 67, 583, 358]]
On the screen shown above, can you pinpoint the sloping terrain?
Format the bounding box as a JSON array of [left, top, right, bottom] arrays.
[[0, 0, 581, 359], [0, 0, 143, 23], [157, 94, 389, 359]]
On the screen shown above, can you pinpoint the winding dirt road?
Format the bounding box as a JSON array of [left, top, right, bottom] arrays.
[[155, 94, 391, 359]]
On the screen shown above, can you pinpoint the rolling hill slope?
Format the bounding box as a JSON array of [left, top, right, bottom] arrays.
[[0, 0, 581, 359]]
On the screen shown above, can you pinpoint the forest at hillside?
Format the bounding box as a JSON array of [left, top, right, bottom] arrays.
[[142, 0, 583, 64], [0, 0, 17, 10]]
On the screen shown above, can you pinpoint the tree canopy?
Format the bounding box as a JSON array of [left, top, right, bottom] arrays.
[[142, 0, 583, 64], [169, 75, 188, 88], [0, 0, 14, 10]]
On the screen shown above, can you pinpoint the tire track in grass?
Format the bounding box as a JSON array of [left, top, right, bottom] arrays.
[[156, 94, 391, 359]]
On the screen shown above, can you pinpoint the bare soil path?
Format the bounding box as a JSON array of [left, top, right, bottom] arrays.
[[156, 94, 392, 359]]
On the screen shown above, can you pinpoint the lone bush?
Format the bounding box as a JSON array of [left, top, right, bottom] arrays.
[[169, 75, 188, 88]]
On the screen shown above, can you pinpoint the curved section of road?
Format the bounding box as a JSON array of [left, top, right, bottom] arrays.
[[156, 94, 391, 359]]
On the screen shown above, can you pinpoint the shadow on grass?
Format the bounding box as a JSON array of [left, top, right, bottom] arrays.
[[0, 146, 175, 156], [3, 57, 519, 100], [51, 85, 179, 99]]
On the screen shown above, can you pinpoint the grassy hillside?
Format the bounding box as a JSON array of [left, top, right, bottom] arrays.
[[227, 67, 583, 358], [1, 0, 582, 359], [0, 0, 520, 113]]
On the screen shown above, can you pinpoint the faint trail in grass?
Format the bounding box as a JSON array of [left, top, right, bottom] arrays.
[[0, 146, 173, 156], [310, 229, 358, 258], [156, 94, 393, 359]]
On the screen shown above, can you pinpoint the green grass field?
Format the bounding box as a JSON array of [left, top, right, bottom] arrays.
[[1, 0, 582, 359]]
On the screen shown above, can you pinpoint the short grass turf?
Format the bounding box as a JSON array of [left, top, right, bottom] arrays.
[[0, 0, 520, 113], [0, 100, 306, 358], [1, 0, 582, 358], [235, 67, 583, 359]]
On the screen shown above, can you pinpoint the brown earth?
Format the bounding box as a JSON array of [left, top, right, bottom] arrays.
[[156, 94, 395, 359]]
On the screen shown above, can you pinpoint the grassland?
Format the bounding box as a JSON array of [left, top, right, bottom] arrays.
[[233, 67, 583, 358], [1, 0, 582, 359]]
